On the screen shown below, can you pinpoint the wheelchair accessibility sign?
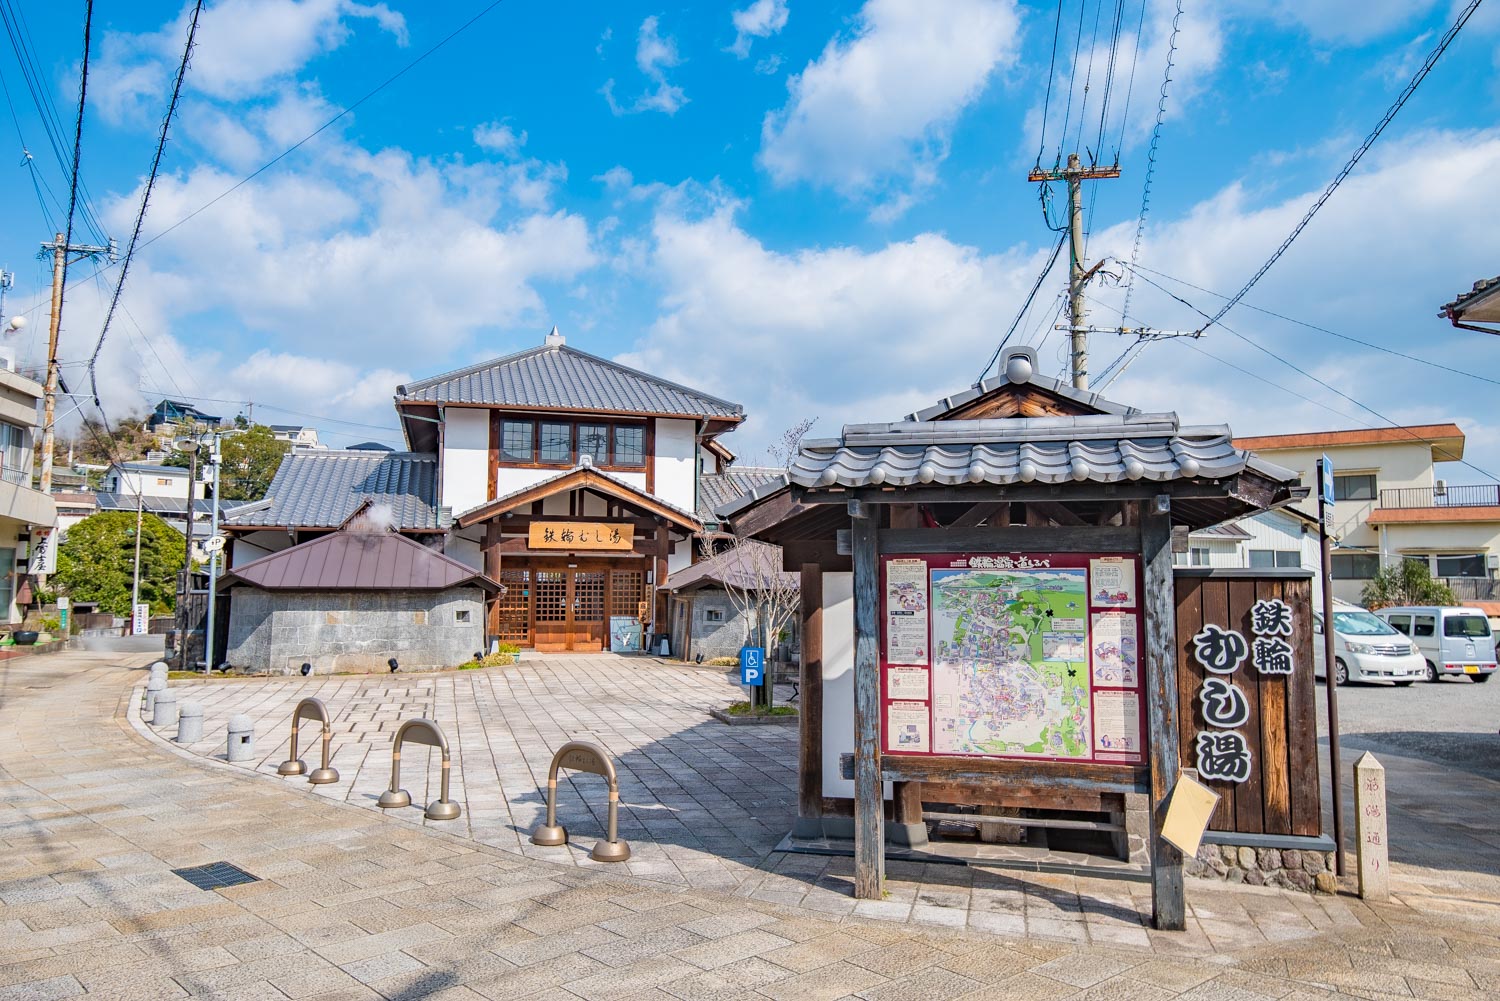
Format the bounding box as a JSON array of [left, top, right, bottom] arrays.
[[739, 647, 765, 686]]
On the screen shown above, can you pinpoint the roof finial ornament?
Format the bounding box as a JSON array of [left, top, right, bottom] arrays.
[[545, 325, 565, 347]]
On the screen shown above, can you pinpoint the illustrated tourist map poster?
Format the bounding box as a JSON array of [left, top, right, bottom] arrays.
[[879, 552, 1146, 765]]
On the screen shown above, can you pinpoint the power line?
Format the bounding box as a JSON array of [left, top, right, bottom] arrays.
[[1034, 0, 1065, 167], [9, 0, 511, 324], [1125, 263, 1500, 388], [52, 0, 93, 386], [1113, 0, 1148, 159], [1126, 270, 1500, 483], [1196, 0, 1485, 336], [1119, 0, 1180, 325], [978, 232, 1068, 381], [86, 1, 203, 408]]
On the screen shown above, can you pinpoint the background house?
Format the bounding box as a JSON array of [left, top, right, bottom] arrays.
[[0, 367, 55, 622], [268, 424, 322, 449], [103, 460, 193, 500], [1234, 424, 1497, 606], [664, 539, 799, 662]]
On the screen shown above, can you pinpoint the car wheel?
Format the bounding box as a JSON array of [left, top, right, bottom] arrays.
[[1424, 659, 1440, 683], [1474, 673, 1492, 685], [1333, 659, 1349, 686], [1393, 680, 1414, 688]]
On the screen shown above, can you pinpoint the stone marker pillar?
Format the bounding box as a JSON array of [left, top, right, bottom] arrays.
[[152, 688, 179, 727], [1354, 751, 1388, 902]]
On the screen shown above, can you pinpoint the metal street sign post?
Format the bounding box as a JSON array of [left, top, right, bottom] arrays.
[[1317, 455, 1345, 876], [740, 646, 765, 685]]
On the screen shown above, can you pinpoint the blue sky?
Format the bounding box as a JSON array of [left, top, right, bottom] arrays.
[[2, 0, 1499, 479]]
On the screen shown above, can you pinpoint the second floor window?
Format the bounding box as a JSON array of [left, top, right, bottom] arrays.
[[499, 417, 648, 469], [1333, 473, 1377, 502], [0, 422, 26, 485]]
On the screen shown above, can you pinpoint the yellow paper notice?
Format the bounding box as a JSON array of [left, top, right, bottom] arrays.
[[1161, 774, 1221, 857]]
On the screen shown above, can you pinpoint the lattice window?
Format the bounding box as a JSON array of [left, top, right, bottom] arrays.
[[535, 571, 568, 623], [495, 569, 531, 642], [573, 571, 605, 623], [610, 570, 645, 620]]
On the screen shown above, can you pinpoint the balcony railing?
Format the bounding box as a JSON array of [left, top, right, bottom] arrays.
[[1440, 577, 1500, 602], [1379, 484, 1500, 510]]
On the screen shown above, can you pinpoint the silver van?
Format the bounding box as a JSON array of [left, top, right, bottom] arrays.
[[1374, 606, 1497, 683]]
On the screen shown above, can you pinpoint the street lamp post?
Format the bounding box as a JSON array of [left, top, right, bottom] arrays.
[[202, 434, 222, 674]]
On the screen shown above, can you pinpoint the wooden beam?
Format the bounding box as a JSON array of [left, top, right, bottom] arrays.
[[1142, 506, 1185, 930], [1030, 500, 1088, 526], [488, 410, 500, 502], [797, 563, 824, 832], [780, 540, 851, 573], [807, 481, 1241, 507], [851, 511, 884, 898], [839, 752, 1149, 795], [878, 526, 1140, 554], [728, 487, 808, 539], [949, 501, 1003, 528]]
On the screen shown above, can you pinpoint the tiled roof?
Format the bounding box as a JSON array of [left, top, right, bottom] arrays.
[[453, 461, 702, 528], [222, 450, 443, 531], [396, 340, 743, 419], [665, 539, 797, 592], [717, 347, 1300, 518], [94, 493, 233, 517], [698, 467, 786, 522], [1191, 522, 1253, 540], [1442, 275, 1500, 321], [224, 529, 498, 592]]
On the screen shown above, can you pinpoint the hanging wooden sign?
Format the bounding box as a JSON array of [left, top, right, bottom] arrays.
[[528, 521, 634, 551]]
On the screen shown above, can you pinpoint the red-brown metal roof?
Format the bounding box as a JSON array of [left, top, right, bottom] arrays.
[[223, 530, 502, 593]]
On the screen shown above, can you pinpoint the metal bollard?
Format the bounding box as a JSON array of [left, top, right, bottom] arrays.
[[226, 714, 255, 762], [176, 701, 204, 743], [531, 741, 631, 862], [144, 676, 166, 715], [377, 719, 460, 821], [152, 687, 179, 727], [277, 697, 339, 785]]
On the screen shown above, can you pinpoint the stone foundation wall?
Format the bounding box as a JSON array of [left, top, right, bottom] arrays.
[[1187, 843, 1338, 892]]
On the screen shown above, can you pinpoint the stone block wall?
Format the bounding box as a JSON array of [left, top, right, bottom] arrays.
[[226, 588, 487, 675], [1187, 842, 1338, 892], [688, 589, 753, 661]]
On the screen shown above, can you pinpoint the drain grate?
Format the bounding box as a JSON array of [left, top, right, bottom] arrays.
[[171, 861, 260, 891]]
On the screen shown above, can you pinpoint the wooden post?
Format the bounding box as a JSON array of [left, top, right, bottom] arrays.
[[654, 523, 670, 642], [850, 505, 884, 898], [483, 520, 503, 638], [1141, 506, 1185, 930], [795, 563, 825, 837], [1354, 752, 1388, 901]]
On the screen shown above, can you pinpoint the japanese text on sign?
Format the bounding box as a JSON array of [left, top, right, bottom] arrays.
[[527, 521, 634, 551], [1191, 598, 1297, 783]]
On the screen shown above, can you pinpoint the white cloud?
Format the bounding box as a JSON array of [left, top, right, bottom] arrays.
[[603, 15, 688, 116], [474, 122, 528, 156], [759, 0, 1022, 217], [95, 0, 407, 123], [729, 0, 790, 58], [627, 130, 1500, 478], [1239, 0, 1441, 45]]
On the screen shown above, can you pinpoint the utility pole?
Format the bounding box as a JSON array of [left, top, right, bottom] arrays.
[[37, 232, 114, 494], [130, 488, 144, 631], [202, 432, 222, 673], [1028, 155, 1120, 389]]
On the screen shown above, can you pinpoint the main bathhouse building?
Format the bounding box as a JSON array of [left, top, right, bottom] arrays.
[[221, 328, 747, 651]]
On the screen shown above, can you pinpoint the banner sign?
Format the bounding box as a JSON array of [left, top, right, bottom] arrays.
[[527, 521, 634, 551], [878, 552, 1147, 765], [26, 529, 56, 575]]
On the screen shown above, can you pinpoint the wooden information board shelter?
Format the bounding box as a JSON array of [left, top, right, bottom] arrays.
[[720, 347, 1308, 929]]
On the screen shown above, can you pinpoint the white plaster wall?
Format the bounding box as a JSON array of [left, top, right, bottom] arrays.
[[668, 546, 691, 574], [542, 494, 569, 516], [581, 493, 608, 517], [441, 408, 490, 515], [111, 469, 191, 500], [445, 533, 482, 571], [607, 470, 648, 494], [494, 466, 560, 499], [655, 419, 697, 512], [230, 531, 289, 567], [821, 571, 891, 801]]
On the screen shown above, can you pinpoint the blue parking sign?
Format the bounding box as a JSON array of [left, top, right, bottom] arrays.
[[739, 647, 765, 686]]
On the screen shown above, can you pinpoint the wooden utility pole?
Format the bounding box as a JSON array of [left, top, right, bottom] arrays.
[[38, 232, 113, 494], [1028, 155, 1120, 390]]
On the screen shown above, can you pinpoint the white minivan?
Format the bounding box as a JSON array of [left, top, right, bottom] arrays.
[[1313, 603, 1427, 686], [1374, 606, 1497, 684]]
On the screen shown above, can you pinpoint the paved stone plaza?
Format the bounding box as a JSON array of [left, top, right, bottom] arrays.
[[3, 651, 1499, 1000]]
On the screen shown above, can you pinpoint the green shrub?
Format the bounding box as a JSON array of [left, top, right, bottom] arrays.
[[723, 701, 797, 717], [707, 656, 738, 667], [456, 651, 515, 670]]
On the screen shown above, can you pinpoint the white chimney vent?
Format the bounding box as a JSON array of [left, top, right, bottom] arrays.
[[545, 325, 565, 347]]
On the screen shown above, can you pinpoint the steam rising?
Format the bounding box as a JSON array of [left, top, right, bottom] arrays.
[[348, 502, 397, 534]]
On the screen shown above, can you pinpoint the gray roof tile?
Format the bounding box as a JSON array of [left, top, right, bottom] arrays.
[[397, 341, 743, 419], [222, 450, 443, 531], [698, 467, 786, 521]]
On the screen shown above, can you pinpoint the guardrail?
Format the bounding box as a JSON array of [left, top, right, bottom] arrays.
[[1439, 577, 1500, 601]]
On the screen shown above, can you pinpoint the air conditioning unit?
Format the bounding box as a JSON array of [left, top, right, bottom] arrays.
[[1434, 479, 1447, 496], [1489, 554, 1499, 570]]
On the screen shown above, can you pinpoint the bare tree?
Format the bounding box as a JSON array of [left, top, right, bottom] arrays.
[[765, 417, 816, 469], [697, 534, 800, 710]]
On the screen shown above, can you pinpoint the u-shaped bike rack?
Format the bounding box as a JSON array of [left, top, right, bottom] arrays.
[[377, 718, 461, 821], [277, 697, 340, 785], [531, 740, 630, 862]]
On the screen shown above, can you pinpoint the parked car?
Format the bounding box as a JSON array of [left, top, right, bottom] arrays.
[[1313, 603, 1426, 686], [1374, 606, 1497, 683]]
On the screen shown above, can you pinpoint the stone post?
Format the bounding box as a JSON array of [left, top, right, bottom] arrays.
[[1354, 751, 1389, 902]]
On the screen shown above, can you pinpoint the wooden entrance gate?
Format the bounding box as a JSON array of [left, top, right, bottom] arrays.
[[492, 562, 648, 652]]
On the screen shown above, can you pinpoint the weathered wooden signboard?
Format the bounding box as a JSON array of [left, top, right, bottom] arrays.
[[879, 552, 1147, 767], [1173, 569, 1320, 837], [527, 521, 634, 551]]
